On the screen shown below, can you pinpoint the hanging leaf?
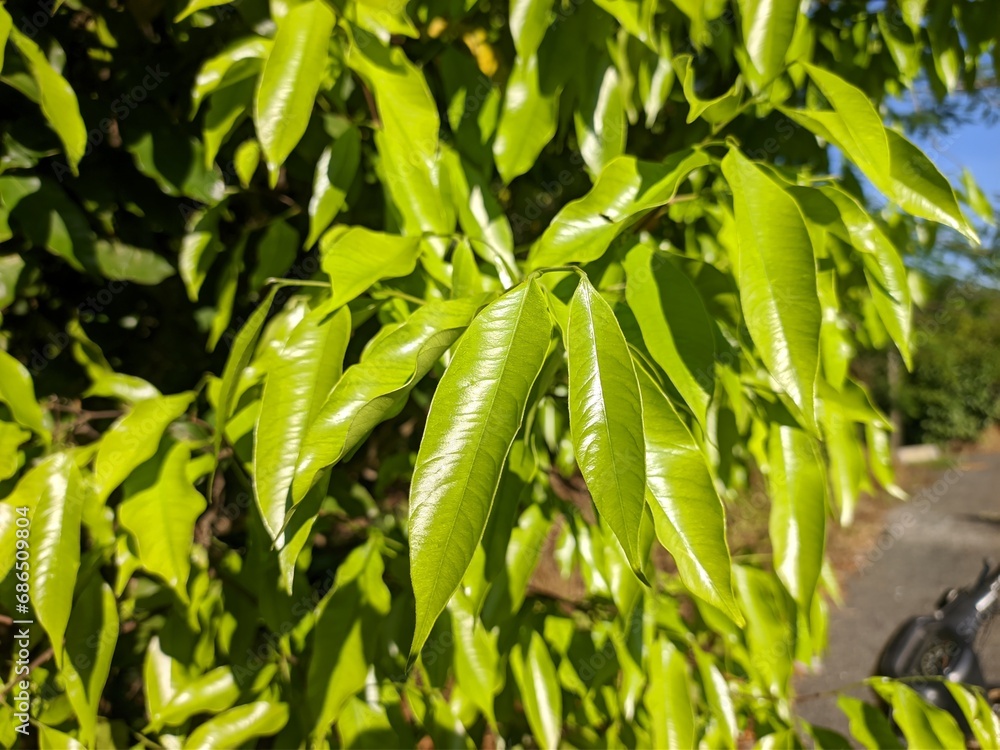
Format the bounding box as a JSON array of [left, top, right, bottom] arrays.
[[254, 0, 335, 180], [409, 280, 551, 655], [768, 423, 826, 610], [118, 442, 208, 601], [635, 364, 741, 624], [567, 275, 648, 579], [722, 148, 821, 428], [623, 243, 715, 426]]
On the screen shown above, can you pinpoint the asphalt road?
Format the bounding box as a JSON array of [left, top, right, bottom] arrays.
[[795, 452, 1000, 740]]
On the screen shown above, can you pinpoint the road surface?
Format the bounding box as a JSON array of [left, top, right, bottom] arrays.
[[795, 451, 1000, 740]]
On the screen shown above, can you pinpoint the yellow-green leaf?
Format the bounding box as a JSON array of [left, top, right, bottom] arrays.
[[409, 280, 551, 655]]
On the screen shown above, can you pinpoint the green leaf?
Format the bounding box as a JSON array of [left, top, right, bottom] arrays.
[[0, 6, 11, 73], [203, 78, 253, 168], [739, 0, 798, 82], [308, 542, 391, 738], [623, 243, 715, 426], [722, 148, 820, 428], [294, 296, 483, 503], [768, 423, 825, 610], [307, 127, 361, 247], [635, 365, 742, 624], [68, 319, 161, 403], [646, 638, 695, 750], [677, 55, 744, 126], [29, 454, 84, 656], [10, 29, 86, 173], [255, 300, 350, 539], [234, 139, 261, 188], [0, 348, 49, 440], [493, 54, 559, 184], [409, 280, 551, 655], [837, 694, 903, 750], [192, 37, 271, 114], [347, 30, 448, 241], [93, 392, 194, 502], [118, 442, 208, 601], [528, 150, 711, 270], [320, 227, 421, 309], [182, 702, 289, 750], [870, 680, 965, 749], [443, 149, 518, 286], [60, 576, 119, 747], [945, 683, 1000, 750], [37, 725, 85, 750], [254, 0, 335, 180], [449, 591, 501, 727], [153, 667, 240, 729], [0, 422, 29, 481], [510, 631, 562, 749], [574, 54, 627, 174], [214, 287, 279, 458], [567, 275, 647, 579], [249, 220, 299, 290]]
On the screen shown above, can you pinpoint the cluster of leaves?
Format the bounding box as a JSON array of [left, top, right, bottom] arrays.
[[1, 0, 999, 747]]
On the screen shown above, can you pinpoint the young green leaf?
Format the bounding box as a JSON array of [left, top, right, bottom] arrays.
[[307, 127, 361, 247], [93, 392, 194, 502], [528, 150, 711, 270], [254, 0, 335, 180], [118, 442, 208, 601], [510, 632, 562, 749], [294, 296, 484, 502], [739, 0, 798, 82], [308, 542, 391, 738], [254, 301, 350, 540], [722, 148, 821, 428], [837, 694, 903, 750], [623, 243, 715, 426], [646, 638, 695, 750], [183, 701, 290, 750], [635, 365, 742, 624], [60, 577, 119, 747], [409, 279, 551, 655], [567, 275, 648, 579], [768, 423, 826, 610], [152, 667, 240, 729], [10, 29, 87, 173], [320, 227, 421, 309], [0, 348, 49, 441], [29, 454, 84, 657]]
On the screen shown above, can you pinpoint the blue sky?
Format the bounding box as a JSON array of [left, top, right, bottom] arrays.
[[914, 117, 1000, 203]]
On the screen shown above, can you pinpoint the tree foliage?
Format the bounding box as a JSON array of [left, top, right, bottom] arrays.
[[1, 0, 998, 746]]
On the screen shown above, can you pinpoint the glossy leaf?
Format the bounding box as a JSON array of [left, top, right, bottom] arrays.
[[29, 454, 84, 656], [567, 275, 647, 579], [254, 0, 335, 179], [294, 297, 483, 501], [307, 127, 361, 247], [409, 280, 551, 655], [0, 348, 49, 440], [61, 577, 119, 747], [646, 638, 695, 750], [308, 542, 391, 737], [510, 632, 561, 749], [255, 301, 350, 539], [739, 0, 798, 82], [93, 392, 194, 502], [623, 243, 715, 426], [154, 667, 240, 729], [320, 227, 422, 309], [636, 365, 741, 623], [10, 29, 86, 172], [722, 148, 821, 428], [528, 150, 711, 270], [768, 423, 826, 610], [118, 442, 208, 601], [182, 702, 289, 750]]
